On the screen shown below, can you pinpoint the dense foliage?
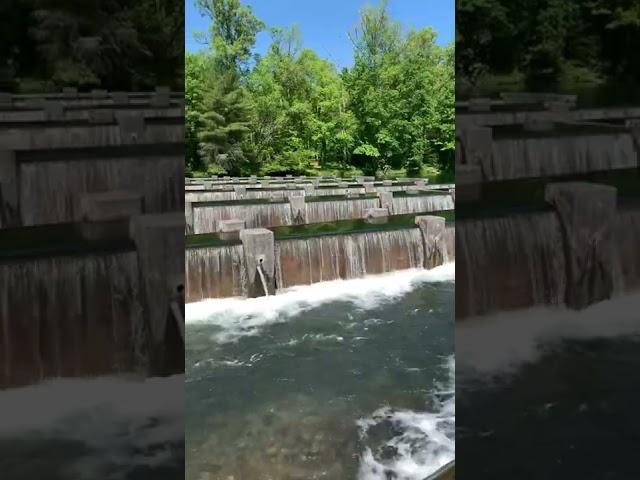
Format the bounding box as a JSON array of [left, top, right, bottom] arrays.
[[0, 0, 184, 92], [186, 0, 454, 177], [457, 0, 640, 96]]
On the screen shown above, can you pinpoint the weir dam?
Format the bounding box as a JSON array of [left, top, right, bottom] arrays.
[[456, 93, 640, 318], [184, 175, 455, 302], [0, 88, 185, 388]]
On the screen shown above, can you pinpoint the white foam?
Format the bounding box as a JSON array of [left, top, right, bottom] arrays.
[[186, 264, 454, 342], [0, 375, 183, 479], [358, 356, 455, 480], [457, 292, 640, 378]]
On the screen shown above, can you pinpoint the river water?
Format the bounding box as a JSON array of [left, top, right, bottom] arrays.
[[0, 374, 185, 480], [456, 293, 640, 479], [186, 265, 455, 480]]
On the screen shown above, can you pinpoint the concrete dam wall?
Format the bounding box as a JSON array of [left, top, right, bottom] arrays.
[[185, 212, 455, 302]]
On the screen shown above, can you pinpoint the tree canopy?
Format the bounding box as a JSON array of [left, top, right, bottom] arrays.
[[186, 0, 454, 178], [1, 0, 184, 92]]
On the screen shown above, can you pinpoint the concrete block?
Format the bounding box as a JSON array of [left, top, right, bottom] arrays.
[[459, 126, 492, 170], [117, 113, 145, 143], [303, 184, 315, 196], [286, 174, 293, 178], [44, 101, 64, 121], [112, 91, 130, 105], [364, 208, 389, 224], [185, 185, 205, 191], [185, 201, 194, 234], [88, 109, 115, 124], [91, 89, 108, 99], [240, 228, 276, 297], [407, 186, 420, 195], [234, 186, 247, 199], [415, 215, 448, 269], [382, 180, 393, 187], [544, 182, 617, 309], [378, 191, 393, 214], [414, 179, 427, 187], [219, 219, 245, 232], [152, 91, 171, 107], [356, 176, 365, 183], [289, 195, 306, 224], [0, 151, 19, 227], [129, 213, 185, 345], [364, 182, 375, 193], [347, 191, 361, 198], [62, 86, 78, 99]]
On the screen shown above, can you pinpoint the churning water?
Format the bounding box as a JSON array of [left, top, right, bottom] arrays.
[[456, 293, 640, 479], [186, 265, 455, 480], [0, 374, 185, 480]]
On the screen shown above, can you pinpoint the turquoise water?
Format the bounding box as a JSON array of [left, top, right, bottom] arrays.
[[186, 266, 455, 480]]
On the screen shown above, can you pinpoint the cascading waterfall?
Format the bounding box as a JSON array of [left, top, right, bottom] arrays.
[[0, 251, 145, 388], [391, 195, 454, 215], [305, 198, 380, 223], [185, 245, 246, 302], [612, 206, 640, 292], [20, 157, 182, 225], [192, 203, 291, 233], [456, 211, 566, 318], [488, 133, 637, 181], [275, 229, 425, 289]]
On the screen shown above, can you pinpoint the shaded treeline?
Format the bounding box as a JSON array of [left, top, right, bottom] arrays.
[[457, 0, 640, 96], [0, 0, 184, 92], [186, 0, 454, 177]]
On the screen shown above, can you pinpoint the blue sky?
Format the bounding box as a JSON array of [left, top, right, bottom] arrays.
[[185, 0, 454, 68]]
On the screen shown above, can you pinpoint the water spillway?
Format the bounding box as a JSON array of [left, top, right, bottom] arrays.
[[456, 172, 640, 318], [189, 192, 454, 234], [185, 211, 455, 302]]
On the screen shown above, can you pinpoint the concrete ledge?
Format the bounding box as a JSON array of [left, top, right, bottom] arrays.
[[234, 186, 247, 198], [112, 91, 130, 105], [0, 150, 19, 227], [117, 113, 146, 142], [219, 219, 245, 239]]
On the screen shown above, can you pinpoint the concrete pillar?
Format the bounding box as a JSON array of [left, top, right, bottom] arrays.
[[240, 228, 276, 297], [455, 165, 482, 203], [185, 201, 194, 234], [152, 86, 171, 107], [545, 182, 617, 309], [76, 190, 143, 240], [459, 126, 492, 173], [363, 182, 375, 193], [234, 186, 247, 199], [129, 213, 185, 364], [415, 215, 448, 269], [112, 91, 130, 106], [289, 195, 306, 225], [117, 113, 145, 143], [0, 151, 19, 228], [364, 208, 389, 224], [218, 219, 244, 239], [379, 191, 393, 214]]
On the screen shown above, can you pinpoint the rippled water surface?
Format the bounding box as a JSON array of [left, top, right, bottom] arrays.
[[186, 265, 455, 480]]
